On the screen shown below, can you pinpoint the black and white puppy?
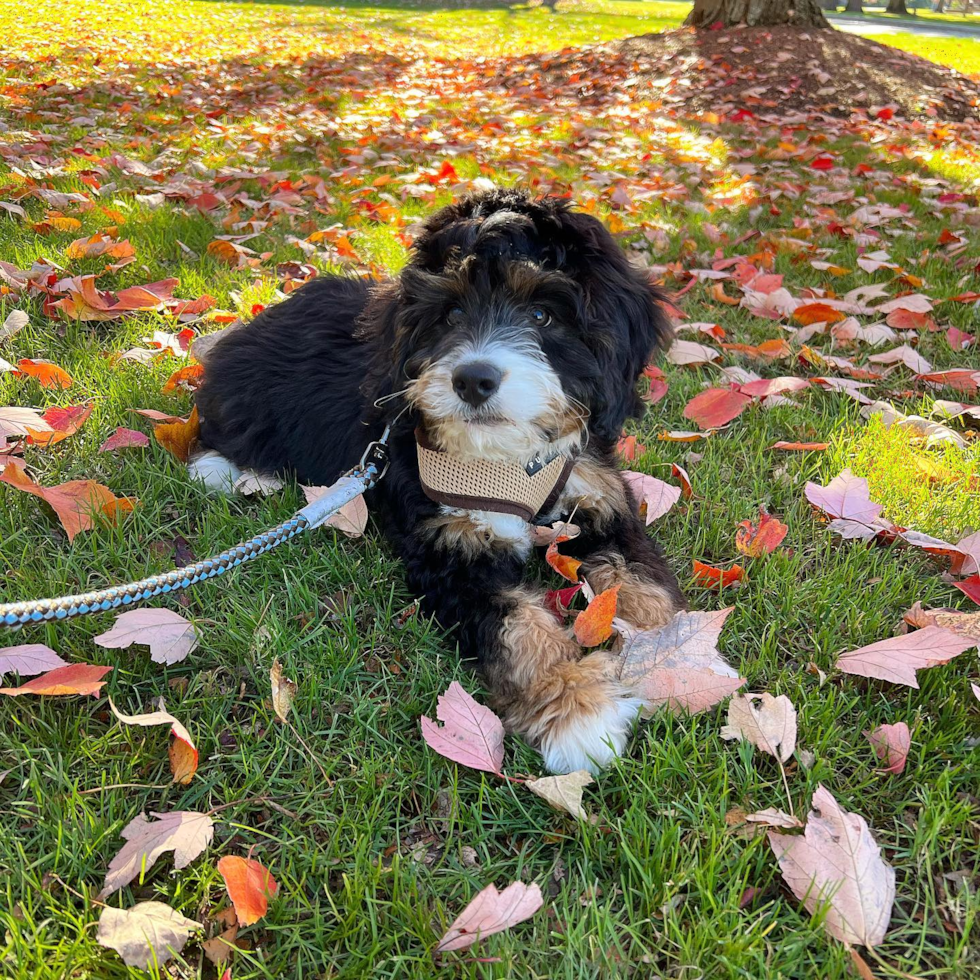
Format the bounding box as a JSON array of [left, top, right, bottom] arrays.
[[193, 188, 685, 773]]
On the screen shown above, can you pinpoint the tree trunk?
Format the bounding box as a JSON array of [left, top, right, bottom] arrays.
[[685, 0, 830, 27], [885, 0, 908, 11], [820, 0, 838, 9], [844, 0, 863, 12]]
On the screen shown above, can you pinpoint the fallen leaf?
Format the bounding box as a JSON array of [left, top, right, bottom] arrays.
[[153, 405, 200, 462], [217, 856, 278, 926], [769, 785, 894, 947], [101, 811, 214, 899], [0, 663, 112, 697], [683, 387, 752, 429], [525, 770, 593, 819], [692, 560, 745, 588], [618, 608, 745, 715], [666, 339, 721, 366], [421, 681, 505, 774], [721, 693, 797, 762], [108, 697, 199, 783], [0, 309, 29, 343], [545, 536, 582, 583], [25, 403, 94, 447], [735, 509, 788, 557], [16, 358, 72, 389], [65, 234, 135, 260], [864, 722, 910, 776], [235, 470, 285, 497], [436, 881, 543, 952], [97, 901, 201, 969], [771, 441, 829, 451], [95, 609, 199, 665], [953, 576, 980, 606], [746, 807, 802, 829], [793, 303, 846, 326], [739, 377, 811, 399], [544, 583, 582, 620], [0, 644, 68, 679], [100, 427, 150, 453], [868, 344, 932, 374], [162, 363, 205, 393], [303, 484, 368, 537], [621, 470, 680, 524], [836, 626, 976, 687], [804, 469, 890, 540], [573, 586, 619, 647], [1, 406, 52, 442], [270, 658, 297, 722]]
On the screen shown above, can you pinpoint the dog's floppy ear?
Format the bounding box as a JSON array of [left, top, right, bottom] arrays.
[[556, 209, 673, 444]]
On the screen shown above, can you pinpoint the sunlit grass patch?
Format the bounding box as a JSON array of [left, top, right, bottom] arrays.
[[830, 414, 980, 538]]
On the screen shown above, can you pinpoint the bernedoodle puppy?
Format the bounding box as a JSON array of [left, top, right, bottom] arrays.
[[192, 187, 685, 774]]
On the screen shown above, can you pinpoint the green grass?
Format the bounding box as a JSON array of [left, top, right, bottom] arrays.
[[2, 1, 980, 978]]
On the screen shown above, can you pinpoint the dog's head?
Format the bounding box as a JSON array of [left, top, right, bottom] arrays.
[[382, 188, 671, 461]]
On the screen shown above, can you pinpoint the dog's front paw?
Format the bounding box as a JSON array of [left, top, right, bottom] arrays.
[[539, 690, 644, 774], [522, 652, 645, 775]]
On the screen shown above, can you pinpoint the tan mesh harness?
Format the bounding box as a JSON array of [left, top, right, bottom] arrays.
[[416, 428, 575, 522]]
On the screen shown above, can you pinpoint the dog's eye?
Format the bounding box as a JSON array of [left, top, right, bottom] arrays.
[[530, 308, 550, 326], [448, 306, 464, 320]]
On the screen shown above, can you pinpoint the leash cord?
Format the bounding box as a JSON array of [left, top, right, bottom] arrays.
[[0, 435, 391, 629]]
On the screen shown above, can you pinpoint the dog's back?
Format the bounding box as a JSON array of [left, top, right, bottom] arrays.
[[195, 275, 376, 487]]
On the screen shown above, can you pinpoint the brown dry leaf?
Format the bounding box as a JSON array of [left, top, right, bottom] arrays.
[[524, 770, 594, 819], [769, 785, 894, 947], [270, 658, 297, 722], [746, 807, 803, 829], [721, 693, 797, 762]]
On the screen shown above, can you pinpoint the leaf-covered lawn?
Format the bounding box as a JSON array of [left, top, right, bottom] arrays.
[[1, 1, 979, 977]]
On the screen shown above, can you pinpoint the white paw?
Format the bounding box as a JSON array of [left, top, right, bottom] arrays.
[[188, 450, 242, 492], [539, 695, 644, 775]]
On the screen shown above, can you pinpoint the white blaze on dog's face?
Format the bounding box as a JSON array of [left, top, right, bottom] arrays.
[[402, 262, 591, 463], [409, 332, 580, 462]]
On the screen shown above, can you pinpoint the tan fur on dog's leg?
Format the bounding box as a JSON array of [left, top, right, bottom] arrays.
[[488, 589, 643, 773], [583, 551, 680, 631]]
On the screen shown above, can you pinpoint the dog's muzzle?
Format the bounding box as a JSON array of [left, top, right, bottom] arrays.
[[415, 428, 574, 522]]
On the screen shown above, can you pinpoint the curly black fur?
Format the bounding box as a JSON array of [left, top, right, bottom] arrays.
[[195, 188, 684, 770]]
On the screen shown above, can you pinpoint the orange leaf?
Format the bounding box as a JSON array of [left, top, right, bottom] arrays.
[[65, 234, 136, 260], [709, 283, 740, 305], [771, 441, 829, 451], [573, 586, 620, 646], [735, 509, 788, 557], [0, 663, 112, 697], [16, 358, 72, 389], [153, 406, 200, 463], [162, 363, 205, 394], [720, 340, 791, 361], [545, 536, 582, 583], [26, 403, 93, 447], [792, 303, 846, 326], [1, 462, 121, 541], [168, 736, 198, 784], [683, 388, 752, 429], [692, 560, 745, 588], [217, 857, 278, 926]]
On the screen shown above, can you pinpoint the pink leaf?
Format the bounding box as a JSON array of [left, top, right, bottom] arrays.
[[99, 427, 150, 453], [738, 377, 811, 399], [769, 785, 895, 947], [0, 643, 68, 679], [436, 881, 543, 952], [804, 469, 893, 540], [665, 339, 720, 366], [864, 722, 910, 775], [421, 681, 505, 774], [954, 575, 980, 605], [94, 609, 199, 665], [868, 344, 932, 374], [836, 626, 977, 687], [621, 470, 681, 524], [618, 609, 745, 714]]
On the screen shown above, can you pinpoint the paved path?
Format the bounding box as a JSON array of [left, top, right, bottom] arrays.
[[829, 11, 980, 38]]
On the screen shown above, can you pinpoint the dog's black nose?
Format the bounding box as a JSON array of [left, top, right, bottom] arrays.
[[452, 361, 502, 407]]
